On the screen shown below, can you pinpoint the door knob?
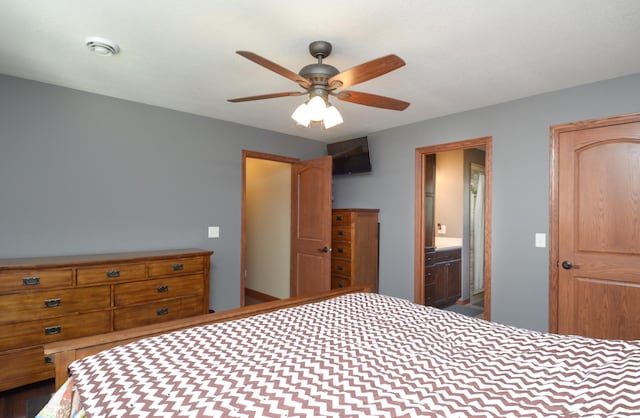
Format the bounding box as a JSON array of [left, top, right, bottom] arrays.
[[319, 246, 332, 253], [561, 260, 573, 270]]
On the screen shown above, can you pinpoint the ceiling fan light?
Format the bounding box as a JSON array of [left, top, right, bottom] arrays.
[[323, 105, 343, 129], [291, 103, 311, 127], [307, 95, 327, 122]]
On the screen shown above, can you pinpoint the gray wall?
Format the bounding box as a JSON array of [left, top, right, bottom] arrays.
[[0, 75, 326, 312], [3, 72, 640, 330], [332, 73, 640, 332]]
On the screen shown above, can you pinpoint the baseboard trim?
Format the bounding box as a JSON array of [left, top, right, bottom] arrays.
[[456, 298, 470, 305]]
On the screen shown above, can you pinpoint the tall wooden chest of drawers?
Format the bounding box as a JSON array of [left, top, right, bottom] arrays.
[[331, 209, 379, 292], [0, 248, 212, 392]]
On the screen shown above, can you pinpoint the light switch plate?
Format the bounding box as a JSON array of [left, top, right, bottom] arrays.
[[208, 226, 220, 238], [535, 233, 546, 248]]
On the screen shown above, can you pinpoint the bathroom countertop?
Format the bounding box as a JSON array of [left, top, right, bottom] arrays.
[[434, 236, 462, 249], [435, 245, 462, 251]]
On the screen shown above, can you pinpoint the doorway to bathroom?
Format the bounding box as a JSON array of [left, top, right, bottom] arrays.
[[414, 136, 492, 320]]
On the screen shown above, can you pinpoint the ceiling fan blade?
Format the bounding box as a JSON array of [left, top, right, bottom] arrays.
[[328, 55, 405, 89], [236, 51, 311, 89], [228, 91, 306, 103], [335, 90, 410, 111]]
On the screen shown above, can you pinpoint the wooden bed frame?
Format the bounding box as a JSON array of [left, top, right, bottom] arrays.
[[44, 286, 370, 389]]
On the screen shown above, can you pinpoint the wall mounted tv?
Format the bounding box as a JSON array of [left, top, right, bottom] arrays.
[[326, 136, 372, 175]]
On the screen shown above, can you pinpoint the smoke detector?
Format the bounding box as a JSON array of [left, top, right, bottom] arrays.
[[85, 37, 120, 56]]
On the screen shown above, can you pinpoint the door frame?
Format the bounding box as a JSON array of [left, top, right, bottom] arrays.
[[548, 112, 640, 332], [414, 136, 493, 320], [241, 150, 299, 306]]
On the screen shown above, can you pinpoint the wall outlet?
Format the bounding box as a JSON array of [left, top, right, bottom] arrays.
[[535, 233, 546, 248]]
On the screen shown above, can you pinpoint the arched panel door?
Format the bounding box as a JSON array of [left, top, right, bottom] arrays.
[[291, 156, 332, 296], [553, 117, 640, 339]]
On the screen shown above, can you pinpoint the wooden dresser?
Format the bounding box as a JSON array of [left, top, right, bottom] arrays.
[[424, 246, 461, 308], [0, 248, 212, 392], [330, 209, 379, 292]]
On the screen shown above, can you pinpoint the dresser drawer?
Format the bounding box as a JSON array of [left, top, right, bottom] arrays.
[[148, 257, 204, 277], [0, 248, 212, 392], [113, 274, 203, 306], [113, 295, 203, 330], [77, 263, 146, 285], [0, 286, 111, 324], [331, 276, 351, 289], [0, 311, 110, 351], [332, 225, 352, 241], [332, 243, 352, 259], [331, 259, 352, 277], [425, 248, 436, 266], [0, 269, 73, 294], [0, 346, 54, 392], [332, 211, 352, 225]]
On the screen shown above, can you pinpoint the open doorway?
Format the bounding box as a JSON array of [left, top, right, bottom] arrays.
[[242, 151, 298, 306], [241, 150, 333, 307], [414, 136, 492, 320]]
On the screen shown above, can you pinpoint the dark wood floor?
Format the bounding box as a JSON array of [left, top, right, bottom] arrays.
[[0, 379, 54, 418], [244, 288, 279, 306]]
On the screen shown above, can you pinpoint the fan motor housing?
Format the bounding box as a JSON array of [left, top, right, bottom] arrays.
[[299, 63, 339, 86]]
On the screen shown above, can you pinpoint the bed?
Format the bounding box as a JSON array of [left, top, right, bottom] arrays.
[[41, 287, 640, 417]]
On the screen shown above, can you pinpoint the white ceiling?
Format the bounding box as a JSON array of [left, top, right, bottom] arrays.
[[2, 1, 640, 143]]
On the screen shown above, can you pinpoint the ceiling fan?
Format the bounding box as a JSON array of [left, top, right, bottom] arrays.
[[228, 41, 410, 128]]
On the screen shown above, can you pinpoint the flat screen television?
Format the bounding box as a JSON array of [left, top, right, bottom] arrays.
[[326, 136, 372, 175]]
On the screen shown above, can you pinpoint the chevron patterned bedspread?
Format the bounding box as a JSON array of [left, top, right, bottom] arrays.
[[67, 292, 640, 417]]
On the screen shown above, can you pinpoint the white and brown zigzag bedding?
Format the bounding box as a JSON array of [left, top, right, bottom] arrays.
[[69, 293, 640, 417]]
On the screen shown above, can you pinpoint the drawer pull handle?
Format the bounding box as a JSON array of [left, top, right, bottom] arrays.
[[156, 308, 169, 316], [23, 276, 40, 286], [336, 215, 343, 221], [157, 285, 169, 293], [172, 264, 184, 271], [337, 248, 344, 253], [337, 282, 344, 288], [45, 326, 61, 335], [337, 230, 345, 236], [425, 273, 432, 277], [44, 298, 61, 308], [106, 270, 121, 278], [337, 265, 344, 271]]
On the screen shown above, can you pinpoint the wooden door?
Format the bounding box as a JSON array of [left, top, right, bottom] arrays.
[[424, 154, 436, 248], [551, 114, 640, 339], [291, 156, 332, 296]]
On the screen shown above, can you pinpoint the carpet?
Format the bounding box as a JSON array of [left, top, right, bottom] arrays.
[[443, 304, 483, 317]]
